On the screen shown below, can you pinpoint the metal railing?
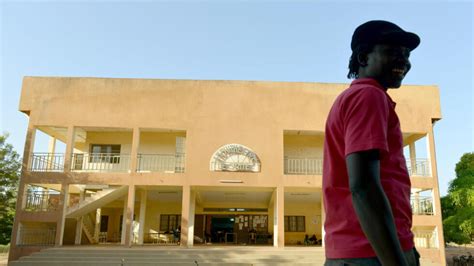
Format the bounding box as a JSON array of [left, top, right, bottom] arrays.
[[284, 157, 323, 175], [137, 154, 185, 173], [29, 153, 64, 172], [24, 191, 60, 212], [411, 196, 434, 215], [414, 229, 438, 249], [406, 159, 431, 177], [71, 153, 131, 172], [17, 227, 56, 246]]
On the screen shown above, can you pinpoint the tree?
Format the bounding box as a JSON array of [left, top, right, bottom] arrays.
[[0, 133, 21, 244], [441, 152, 474, 244]]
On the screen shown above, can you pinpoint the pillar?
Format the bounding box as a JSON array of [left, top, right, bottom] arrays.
[[74, 190, 85, 245], [180, 185, 190, 246], [187, 190, 196, 246], [21, 123, 36, 171], [409, 142, 417, 175], [94, 208, 101, 242], [47, 136, 56, 170], [122, 185, 135, 246], [321, 196, 326, 247], [63, 126, 75, 172], [273, 186, 284, 247], [55, 183, 69, 246], [138, 190, 147, 244], [426, 128, 446, 263], [130, 127, 140, 173]]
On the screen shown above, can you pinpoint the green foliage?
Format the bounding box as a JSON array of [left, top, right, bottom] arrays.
[[442, 152, 474, 245], [0, 133, 21, 244]]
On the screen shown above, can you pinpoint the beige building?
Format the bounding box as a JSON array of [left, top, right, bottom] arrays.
[[10, 77, 445, 264]]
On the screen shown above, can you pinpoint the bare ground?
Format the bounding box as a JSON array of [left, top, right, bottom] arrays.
[[445, 243, 474, 266]]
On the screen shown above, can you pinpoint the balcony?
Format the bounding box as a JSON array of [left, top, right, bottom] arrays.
[[29, 153, 64, 172], [71, 153, 131, 172], [24, 191, 60, 212], [406, 159, 431, 177], [17, 225, 56, 246], [27, 152, 186, 173], [284, 157, 323, 175], [137, 154, 185, 173], [414, 229, 438, 249], [410, 196, 433, 215]]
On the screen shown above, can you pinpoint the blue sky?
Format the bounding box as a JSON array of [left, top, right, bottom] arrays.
[[1, 1, 473, 196]]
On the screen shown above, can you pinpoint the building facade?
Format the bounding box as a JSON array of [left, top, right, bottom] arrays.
[[10, 77, 445, 264]]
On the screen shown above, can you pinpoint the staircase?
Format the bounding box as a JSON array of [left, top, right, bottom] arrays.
[[81, 213, 98, 244], [9, 246, 327, 265], [66, 186, 128, 219]]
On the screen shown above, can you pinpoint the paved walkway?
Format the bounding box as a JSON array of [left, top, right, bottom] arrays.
[[0, 253, 8, 266]]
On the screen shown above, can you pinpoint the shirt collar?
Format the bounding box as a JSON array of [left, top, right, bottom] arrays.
[[351, 78, 397, 108]]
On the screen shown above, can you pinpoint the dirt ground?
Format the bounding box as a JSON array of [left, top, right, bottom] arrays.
[[445, 243, 474, 266]]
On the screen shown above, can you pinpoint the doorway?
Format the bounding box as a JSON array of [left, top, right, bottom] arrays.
[[211, 216, 235, 243]]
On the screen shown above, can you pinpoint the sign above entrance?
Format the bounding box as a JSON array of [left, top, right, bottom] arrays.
[[210, 144, 261, 172]]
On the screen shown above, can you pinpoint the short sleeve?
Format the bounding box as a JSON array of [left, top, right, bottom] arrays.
[[343, 87, 390, 156]]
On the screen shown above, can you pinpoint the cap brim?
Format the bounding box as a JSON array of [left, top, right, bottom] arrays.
[[379, 31, 420, 51]]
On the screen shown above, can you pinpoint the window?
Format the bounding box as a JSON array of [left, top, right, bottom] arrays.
[[284, 216, 305, 232], [160, 214, 181, 232], [90, 144, 121, 163]]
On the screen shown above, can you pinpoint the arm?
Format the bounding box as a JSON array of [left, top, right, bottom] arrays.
[[346, 149, 408, 266]]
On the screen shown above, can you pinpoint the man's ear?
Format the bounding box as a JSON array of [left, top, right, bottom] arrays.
[[357, 52, 368, 67]]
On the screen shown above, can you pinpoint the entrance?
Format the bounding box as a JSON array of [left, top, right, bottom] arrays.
[[196, 214, 271, 245], [211, 216, 235, 243]]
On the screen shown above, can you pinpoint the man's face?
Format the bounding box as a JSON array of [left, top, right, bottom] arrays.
[[362, 44, 411, 89]]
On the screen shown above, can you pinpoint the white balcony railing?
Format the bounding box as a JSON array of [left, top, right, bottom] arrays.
[[24, 191, 60, 212], [71, 153, 131, 172], [414, 229, 438, 249], [137, 154, 185, 173], [17, 227, 56, 246], [410, 196, 434, 215], [284, 157, 323, 175], [29, 153, 64, 172], [406, 159, 431, 177]]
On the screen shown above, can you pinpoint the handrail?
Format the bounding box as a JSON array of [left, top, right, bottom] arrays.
[[410, 196, 434, 215], [24, 191, 60, 212], [17, 227, 56, 246], [29, 153, 64, 172], [137, 153, 185, 173], [71, 153, 131, 172], [406, 158, 431, 177], [414, 229, 438, 248], [284, 157, 323, 175]]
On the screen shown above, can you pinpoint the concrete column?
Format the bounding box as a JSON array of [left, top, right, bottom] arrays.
[[273, 186, 284, 247], [426, 129, 446, 263], [180, 185, 190, 246], [75, 190, 86, 244], [94, 208, 101, 242], [55, 183, 69, 246], [130, 127, 140, 173], [321, 196, 326, 247], [409, 142, 417, 176], [63, 126, 75, 172], [21, 123, 36, 171], [122, 185, 135, 246], [413, 191, 420, 215], [138, 190, 147, 244], [47, 136, 57, 170], [187, 190, 196, 246]]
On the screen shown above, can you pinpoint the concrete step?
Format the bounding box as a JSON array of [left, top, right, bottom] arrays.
[[11, 247, 327, 266]]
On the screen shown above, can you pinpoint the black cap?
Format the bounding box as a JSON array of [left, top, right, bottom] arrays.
[[351, 20, 420, 51]]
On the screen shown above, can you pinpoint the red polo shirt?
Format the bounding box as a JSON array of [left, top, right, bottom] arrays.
[[323, 78, 414, 258]]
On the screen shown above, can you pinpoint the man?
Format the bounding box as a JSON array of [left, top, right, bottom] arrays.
[[323, 20, 421, 265]]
